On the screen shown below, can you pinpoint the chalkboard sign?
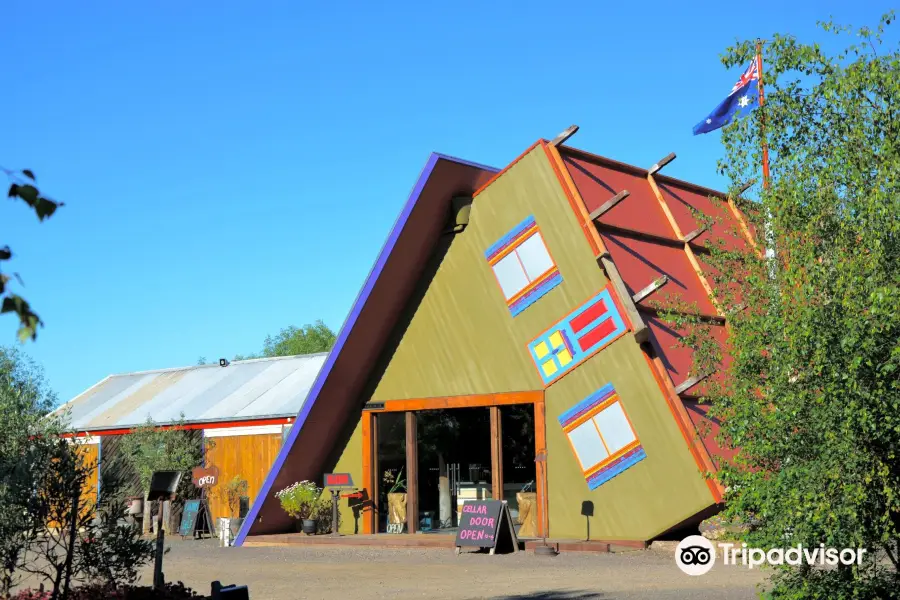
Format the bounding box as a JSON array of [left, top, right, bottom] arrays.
[[179, 500, 201, 537], [454, 500, 519, 555], [179, 499, 212, 539]]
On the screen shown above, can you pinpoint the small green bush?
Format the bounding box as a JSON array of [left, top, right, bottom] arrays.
[[275, 481, 321, 521]]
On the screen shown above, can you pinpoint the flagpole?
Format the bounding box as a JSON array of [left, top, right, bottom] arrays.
[[756, 39, 771, 189]]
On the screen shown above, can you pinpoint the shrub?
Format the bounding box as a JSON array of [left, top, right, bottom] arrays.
[[219, 476, 248, 519], [313, 491, 339, 534], [275, 481, 321, 521], [11, 582, 206, 599]]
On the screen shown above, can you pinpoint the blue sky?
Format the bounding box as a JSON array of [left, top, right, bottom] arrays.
[[3, 0, 891, 404]]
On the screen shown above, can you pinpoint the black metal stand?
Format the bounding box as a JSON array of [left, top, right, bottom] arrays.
[[331, 489, 340, 537], [153, 499, 165, 589]]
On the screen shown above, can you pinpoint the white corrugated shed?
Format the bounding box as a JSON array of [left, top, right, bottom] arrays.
[[53, 354, 327, 433]]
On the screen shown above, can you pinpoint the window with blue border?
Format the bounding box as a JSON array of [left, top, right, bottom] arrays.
[[527, 285, 628, 386], [558, 383, 646, 490], [485, 216, 562, 317]]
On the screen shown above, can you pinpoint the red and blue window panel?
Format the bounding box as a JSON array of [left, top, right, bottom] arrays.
[[528, 286, 627, 386]]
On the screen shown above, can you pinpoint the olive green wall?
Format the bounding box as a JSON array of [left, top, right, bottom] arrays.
[[329, 145, 714, 540], [543, 337, 713, 540], [370, 148, 602, 401]]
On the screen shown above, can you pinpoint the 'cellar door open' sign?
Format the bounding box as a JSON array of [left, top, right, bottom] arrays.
[[454, 500, 519, 555]]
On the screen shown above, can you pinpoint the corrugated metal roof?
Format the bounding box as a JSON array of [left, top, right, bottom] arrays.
[[558, 144, 749, 468], [53, 354, 328, 432]]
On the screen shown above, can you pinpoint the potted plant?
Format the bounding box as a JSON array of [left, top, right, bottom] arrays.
[[220, 475, 249, 537], [313, 491, 337, 534], [383, 467, 407, 533], [276, 480, 322, 535]]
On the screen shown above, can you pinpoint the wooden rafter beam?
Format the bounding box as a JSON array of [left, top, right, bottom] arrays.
[[551, 125, 579, 147], [674, 372, 713, 395], [683, 226, 707, 244], [726, 180, 764, 260], [648, 152, 676, 176], [588, 190, 630, 221], [598, 255, 649, 343], [637, 304, 726, 325], [646, 170, 724, 317], [631, 275, 669, 304], [595, 222, 712, 253]]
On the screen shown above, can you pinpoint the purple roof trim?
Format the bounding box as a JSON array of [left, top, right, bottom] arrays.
[[234, 152, 498, 546]]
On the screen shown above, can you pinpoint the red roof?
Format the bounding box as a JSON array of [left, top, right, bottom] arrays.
[[557, 143, 755, 471]]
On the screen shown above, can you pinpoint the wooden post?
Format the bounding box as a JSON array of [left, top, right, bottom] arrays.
[[405, 412, 418, 534], [370, 413, 379, 534], [331, 489, 340, 537], [534, 401, 549, 539], [489, 407, 503, 501], [153, 499, 165, 590], [361, 412, 374, 534]]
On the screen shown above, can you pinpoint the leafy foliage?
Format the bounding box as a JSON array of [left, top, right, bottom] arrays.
[[19, 445, 155, 598], [382, 467, 406, 494], [76, 455, 155, 588], [0, 348, 156, 598], [672, 12, 900, 598], [261, 320, 335, 356], [275, 480, 325, 521], [0, 347, 62, 595], [118, 417, 206, 495], [233, 320, 336, 360], [10, 581, 205, 599], [1, 168, 64, 341], [219, 475, 249, 519]]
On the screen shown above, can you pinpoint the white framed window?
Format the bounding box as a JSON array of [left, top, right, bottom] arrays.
[[485, 216, 562, 316], [564, 400, 639, 473], [491, 231, 555, 300]]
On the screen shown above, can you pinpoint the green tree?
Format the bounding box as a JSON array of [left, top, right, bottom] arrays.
[[0, 348, 154, 598], [119, 416, 205, 496], [0, 346, 60, 594], [235, 320, 336, 360], [1, 168, 63, 341], [673, 12, 900, 598]]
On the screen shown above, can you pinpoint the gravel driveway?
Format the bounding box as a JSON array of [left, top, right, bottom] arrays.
[[134, 539, 767, 599]]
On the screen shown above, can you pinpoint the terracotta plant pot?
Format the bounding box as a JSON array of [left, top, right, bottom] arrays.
[[302, 519, 317, 535]]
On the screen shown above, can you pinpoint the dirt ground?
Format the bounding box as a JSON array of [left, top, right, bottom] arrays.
[[129, 539, 767, 599]]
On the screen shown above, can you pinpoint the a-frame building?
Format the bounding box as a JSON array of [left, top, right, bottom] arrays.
[[235, 130, 752, 545]]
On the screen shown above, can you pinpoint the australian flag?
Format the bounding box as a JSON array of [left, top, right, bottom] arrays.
[[693, 58, 760, 135]]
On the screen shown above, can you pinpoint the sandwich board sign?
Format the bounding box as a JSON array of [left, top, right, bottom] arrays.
[[179, 498, 213, 539], [454, 500, 519, 555]]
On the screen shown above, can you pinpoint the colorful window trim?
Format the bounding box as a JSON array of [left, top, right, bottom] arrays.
[[559, 384, 646, 490], [485, 216, 562, 316], [527, 285, 628, 386]]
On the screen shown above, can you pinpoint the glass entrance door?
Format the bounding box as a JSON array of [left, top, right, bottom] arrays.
[[369, 400, 541, 537], [501, 405, 538, 537], [375, 412, 406, 533], [416, 408, 491, 533]]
